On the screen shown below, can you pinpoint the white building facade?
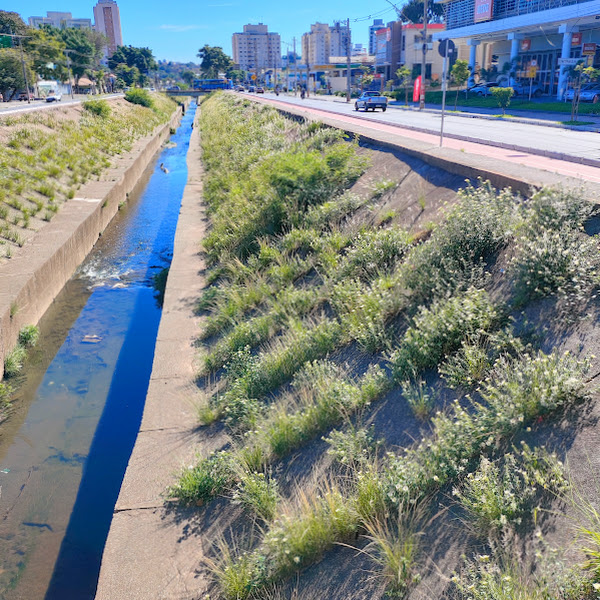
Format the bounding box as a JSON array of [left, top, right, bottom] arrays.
[[369, 19, 385, 55], [434, 0, 600, 98], [29, 12, 92, 29], [232, 24, 282, 72]]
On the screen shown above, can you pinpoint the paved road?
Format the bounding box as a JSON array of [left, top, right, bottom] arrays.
[[257, 93, 600, 164], [0, 94, 123, 116]]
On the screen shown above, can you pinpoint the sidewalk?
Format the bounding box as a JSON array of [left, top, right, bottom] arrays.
[[284, 92, 600, 133]]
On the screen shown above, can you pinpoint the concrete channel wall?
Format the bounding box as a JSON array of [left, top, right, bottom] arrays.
[[96, 98, 600, 600], [0, 104, 184, 379]]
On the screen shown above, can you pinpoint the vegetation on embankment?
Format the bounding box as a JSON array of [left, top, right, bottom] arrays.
[[171, 92, 600, 599], [0, 94, 177, 260]]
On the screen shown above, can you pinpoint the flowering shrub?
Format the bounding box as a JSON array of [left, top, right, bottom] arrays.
[[453, 445, 568, 538], [389, 288, 501, 382], [403, 181, 518, 301], [511, 227, 600, 310]]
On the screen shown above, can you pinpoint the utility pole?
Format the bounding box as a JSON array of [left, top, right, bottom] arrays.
[[306, 57, 310, 97], [64, 49, 75, 99], [346, 18, 352, 102], [293, 37, 297, 95], [420, 0, 428, 110], [17, 36, 31, 104], [6, 33, 32, 104]]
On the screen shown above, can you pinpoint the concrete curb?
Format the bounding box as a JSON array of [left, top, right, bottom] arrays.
[[0, 106, 183, 379]]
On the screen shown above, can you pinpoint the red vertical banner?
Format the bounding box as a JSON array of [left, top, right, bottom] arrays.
[[413, 76, 421, 102]]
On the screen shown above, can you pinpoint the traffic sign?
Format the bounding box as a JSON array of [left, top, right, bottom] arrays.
[[251, 74, 256, 80], [583, 43, 597, 56], [527, 66, 537, 78], [438, 39, 456, 58], [558, 57, 580, 66]]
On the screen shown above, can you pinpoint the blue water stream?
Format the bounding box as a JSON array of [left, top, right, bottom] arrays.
[[0, 102, 195, 600]]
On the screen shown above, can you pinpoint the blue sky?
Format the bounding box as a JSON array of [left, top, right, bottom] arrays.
[[11, 1, 398, 63]]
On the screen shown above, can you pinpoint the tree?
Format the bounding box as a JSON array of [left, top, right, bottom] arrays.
[[399, 0, 444, 24], [108, 45, 157, 76], [0, 48, 32, 99], [197, 44, 233, 79], [570, 63, 600, 122], [451, 59, 469, 109], [181, 70, 195, 86], [0, 10, 27, 36], [227, 69, 246, 83], [114, 63, 140, 87], [58, 27, 101, 80], [396, 66, 411, 105], [24, 28, 67, 81], [491, 86, 513, 115]]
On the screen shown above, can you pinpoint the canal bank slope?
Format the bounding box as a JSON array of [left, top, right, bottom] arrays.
[[96, 97, 600, 599], [0, 102, 184, 380]]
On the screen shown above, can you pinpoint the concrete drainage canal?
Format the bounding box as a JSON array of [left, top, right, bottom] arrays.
[[0, 102, 197, 600]]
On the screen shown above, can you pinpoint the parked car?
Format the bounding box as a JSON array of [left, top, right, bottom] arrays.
[[46, 91, 62, 102], [354, 91, 388, 112], [565, 82, 600, 103], [509, 81, 543, 98], [466, 82, 500, 96], [166, 85, 180, 91], [18, 91, 34, 101], [256, 87, 265, 93], [247, 86, 256, 92]]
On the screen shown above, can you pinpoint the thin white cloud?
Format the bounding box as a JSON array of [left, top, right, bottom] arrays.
[[159, 24, 208, 32]]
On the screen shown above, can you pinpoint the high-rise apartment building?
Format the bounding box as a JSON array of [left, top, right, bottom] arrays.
[[93, 0, 123, 58], [302, 23, 330, 66], [368, 19, 384, 55], [232, 24, 282, 72], [302, 21, 350, 66], [29, 11, 92, 30]]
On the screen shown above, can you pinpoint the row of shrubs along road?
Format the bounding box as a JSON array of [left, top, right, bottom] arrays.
[[168, 92, 600, 600]]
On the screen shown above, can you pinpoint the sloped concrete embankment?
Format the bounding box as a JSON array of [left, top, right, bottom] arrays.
[[0, 105, 184, 379], [96, 100, 600, 600]]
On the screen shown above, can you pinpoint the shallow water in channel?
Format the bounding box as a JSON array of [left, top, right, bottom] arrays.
[[0, 103, 196, 600]]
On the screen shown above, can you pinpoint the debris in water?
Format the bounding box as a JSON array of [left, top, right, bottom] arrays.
[[0, 468, 10, 474], [82, 335, 102, 344]]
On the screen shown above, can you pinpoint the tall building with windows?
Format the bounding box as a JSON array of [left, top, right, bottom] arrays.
[[302, 21, 351, 66], [368, 19, 385, 55], [29, 12, 92, 30], [93, 0, 123, 59], [232, 24, 282, 73]]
